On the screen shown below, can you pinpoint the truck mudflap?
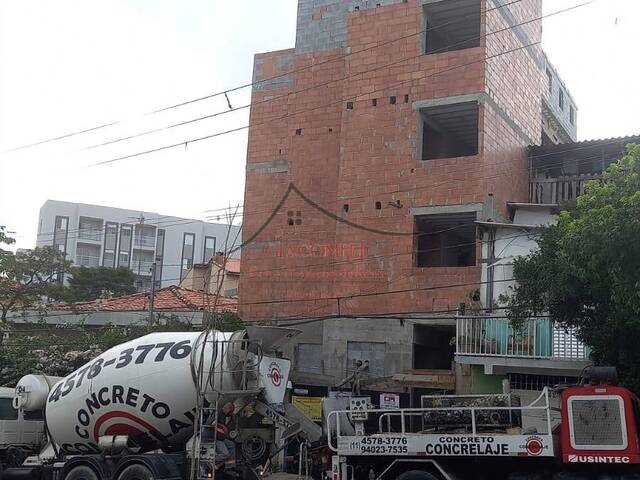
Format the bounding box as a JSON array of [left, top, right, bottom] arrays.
[[336, 434, 554, 458]]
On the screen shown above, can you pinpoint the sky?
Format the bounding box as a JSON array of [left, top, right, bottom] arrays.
[[0, 0, 639, 250]]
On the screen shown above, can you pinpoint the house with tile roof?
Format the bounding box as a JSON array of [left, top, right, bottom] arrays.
[[179, 254, 240, 297], [7, 286, 236, 326]]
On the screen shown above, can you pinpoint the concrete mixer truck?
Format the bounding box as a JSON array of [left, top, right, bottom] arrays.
[[0, 326, 308, 480]]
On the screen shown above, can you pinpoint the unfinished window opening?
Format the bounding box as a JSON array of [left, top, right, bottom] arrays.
[[424, 0, 481, 55], [420, 101, 479, 160], [343, 204, 349, 213], [390, 96, 396, 105], [375, 201, 382, 210], [404, 94, 410, 103], [295, 128, 303, 135], [346, 101, 354, 110], [372, 98, 377, 107], [415, 212, 476, 267], [413, 324, 455, 370]]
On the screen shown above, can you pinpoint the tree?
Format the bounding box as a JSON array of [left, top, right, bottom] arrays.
[[503, 144, 640, 391], [0, 231, 72, 321], [62, 266, 137, 302]]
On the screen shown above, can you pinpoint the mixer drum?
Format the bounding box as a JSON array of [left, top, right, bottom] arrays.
[[42, 331, 234, 455]]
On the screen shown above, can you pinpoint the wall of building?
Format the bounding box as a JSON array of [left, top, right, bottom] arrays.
[[180, 263, 240, 297], [36, 200, 241, 289], [241, 0, 548, 321], [542, 51, 578, 143]]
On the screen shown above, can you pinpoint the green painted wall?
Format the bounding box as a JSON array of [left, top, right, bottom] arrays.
[[471, 365, 506, 394]]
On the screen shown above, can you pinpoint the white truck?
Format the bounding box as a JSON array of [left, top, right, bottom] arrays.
[[0, 386, 45, 469], [0, 327, 311, 480], [327, 368, 640, 480]]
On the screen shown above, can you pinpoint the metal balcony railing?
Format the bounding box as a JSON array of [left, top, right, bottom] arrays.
[[136, 235, 156, 248], [76, 255, 100, 267], [529, 173, 601, 204], [456, 316, 589, 361], [78, 228, 102, 241], [132, 260, 154, 274]]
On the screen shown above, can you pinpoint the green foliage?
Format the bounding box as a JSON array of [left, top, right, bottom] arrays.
[[205, 311, 245, 332], [60, 266, 137, 302], [503, 144, 640, 392], [0, 235, 72, 321], [0, 313, 246, 386], [0, 319, 191, 387]]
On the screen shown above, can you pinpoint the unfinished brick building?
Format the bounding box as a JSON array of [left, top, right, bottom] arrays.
[[240, 0, 575, 326]]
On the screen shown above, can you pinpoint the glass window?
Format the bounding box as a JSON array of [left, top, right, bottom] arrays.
[[0, 398, 18, 420], [559, 89, 565, 111], [203, 236, 216, 263], [181, 233, 196, 280], [23, 409, 43, 421]]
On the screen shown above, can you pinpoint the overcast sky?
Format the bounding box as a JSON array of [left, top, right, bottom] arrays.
[[1, 0, 638, 250]]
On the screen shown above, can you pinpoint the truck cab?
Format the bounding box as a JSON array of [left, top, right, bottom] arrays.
[[0, 386, 45, 468]]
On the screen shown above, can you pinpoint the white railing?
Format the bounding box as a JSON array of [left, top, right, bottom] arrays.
[[132, 260, 154, 273], [136, 235, 156, 248], [456, 316, 589, 360], [78, 228, 102, 241], [76, 255, 100, 267], [530, 173, 601, 204], [327, 388, 552, 451]]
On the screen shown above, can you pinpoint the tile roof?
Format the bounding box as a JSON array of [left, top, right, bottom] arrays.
[[59, 286, 237, 313]]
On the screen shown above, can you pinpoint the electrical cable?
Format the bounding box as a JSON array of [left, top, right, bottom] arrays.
[[74, 1, 596, 170], [0, 0, 525, 155]]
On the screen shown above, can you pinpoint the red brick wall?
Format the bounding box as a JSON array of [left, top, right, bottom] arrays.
[[240, 0, 543, 321]]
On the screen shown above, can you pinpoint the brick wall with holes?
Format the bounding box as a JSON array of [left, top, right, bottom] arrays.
[[240, 0, 543, 321]]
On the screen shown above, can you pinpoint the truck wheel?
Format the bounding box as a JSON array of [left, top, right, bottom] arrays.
[[117, 464, 155, 480], [397, 470, 439, 480], [65, 465, 99, 480]]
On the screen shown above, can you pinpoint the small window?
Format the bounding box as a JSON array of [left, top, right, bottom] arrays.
[[203, 236, 217, 263], [569, 105, 575, 125], [424, 0, 481, 54], [559, 89, 565, 111], [0, 398, 18, 420], [415, 213, 476, 267], [23, 409, 44, 421], [546, 69, 553, 95], [420, 102, 479, 160]]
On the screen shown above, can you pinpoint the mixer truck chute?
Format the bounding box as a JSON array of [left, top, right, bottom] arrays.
[[0, 327, 303, 480]]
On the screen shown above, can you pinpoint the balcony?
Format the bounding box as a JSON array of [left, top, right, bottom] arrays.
[[529, 173, 600, 204], [78, 228, 102, 242], [135, 235, 156, 248], [455, 316, 590, 376], [528, 135, 640, 206], [76, 255, 100, 267], [131, 259, 154, 274]]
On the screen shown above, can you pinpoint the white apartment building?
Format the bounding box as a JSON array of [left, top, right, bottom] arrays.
[[36, 200, 241, 291]]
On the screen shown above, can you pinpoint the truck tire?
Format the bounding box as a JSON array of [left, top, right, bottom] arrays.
[[117, 465, 155, 480], [397, 470, 439, 480], [65, 465, 99, 480]]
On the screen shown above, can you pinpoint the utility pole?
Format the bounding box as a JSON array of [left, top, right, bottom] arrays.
[[128, 213, 145, 291], [148, 261, 156, 327]]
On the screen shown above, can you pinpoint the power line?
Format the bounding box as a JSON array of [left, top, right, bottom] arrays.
[[76, 1, 596, 170], [0, 0, 525, 155], [79, 0, 529, 153]]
